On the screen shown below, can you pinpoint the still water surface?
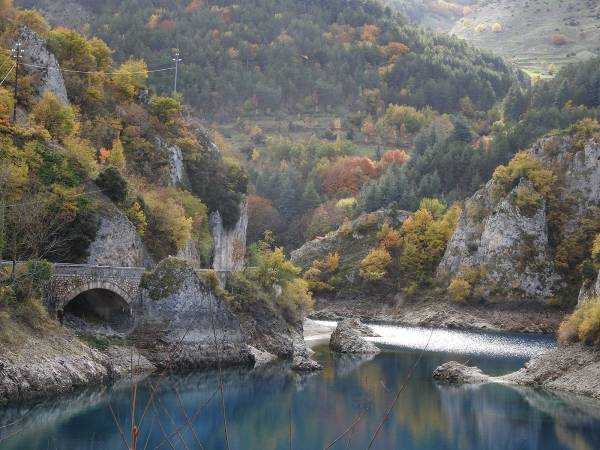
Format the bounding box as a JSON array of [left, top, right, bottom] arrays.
[[1, 324, 600, 450]]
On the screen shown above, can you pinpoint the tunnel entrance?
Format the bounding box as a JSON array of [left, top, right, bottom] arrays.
[[63, 289, 132, 334]]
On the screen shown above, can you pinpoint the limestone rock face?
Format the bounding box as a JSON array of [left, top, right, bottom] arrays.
[[156, 137, 188, 187], [329, 319, 381, 354], [529, 137, 600, 233], [210, 198, 248, 272], [19, 27, 69, 103], [86, 215, 152, 268], [176, 238, 202, 267], [439, 135, 600, 302], [433, 361, 491, 384], [0, 329, 154, 405], [439, 180, 558, 300], [134, 259, 251, 370], [578, 272, 600, 308]]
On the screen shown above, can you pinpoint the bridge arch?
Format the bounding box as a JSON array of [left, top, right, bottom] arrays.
[[60, 280, 135, 311], [60, 281, 134, 333]]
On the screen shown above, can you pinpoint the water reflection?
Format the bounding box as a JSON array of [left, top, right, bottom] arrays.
[[1, 328, 599, 450]]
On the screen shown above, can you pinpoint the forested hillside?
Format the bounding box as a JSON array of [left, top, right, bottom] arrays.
[[0, 4, 246, 268], [19, 0, 516, 118]]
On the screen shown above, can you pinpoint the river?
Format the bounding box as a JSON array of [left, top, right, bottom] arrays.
[[1, 324, 600, 450]]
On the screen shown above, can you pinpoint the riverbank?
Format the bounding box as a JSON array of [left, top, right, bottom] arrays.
[[0, 326, 155, 406], [310, 296, 566, 334]]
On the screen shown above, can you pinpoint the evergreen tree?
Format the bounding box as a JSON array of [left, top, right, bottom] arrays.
[[301, 179, 321, 211], [503, 85, 529, 121], [451, 117, 473, 144], [554, 80, 571, 108]]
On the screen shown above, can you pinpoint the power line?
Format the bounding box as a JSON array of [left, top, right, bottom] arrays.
[[21, 62, 175, 75], [0, 58, 11, 77], [0, 63, 15, 87]]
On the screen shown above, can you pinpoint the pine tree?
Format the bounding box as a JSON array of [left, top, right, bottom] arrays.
[[301, 180, 321, 211], [554, 80, 570, 108], [278, 169, 301, 220], [451, 117, 473, 144], [503, 85, 528, 121]]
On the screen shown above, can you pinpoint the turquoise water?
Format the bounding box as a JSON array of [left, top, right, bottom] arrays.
[[2, 325, 600, 450]]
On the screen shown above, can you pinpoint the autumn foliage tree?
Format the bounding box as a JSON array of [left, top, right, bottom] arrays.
[[321, 156, 376, 197], [247, 195, 286, 244]]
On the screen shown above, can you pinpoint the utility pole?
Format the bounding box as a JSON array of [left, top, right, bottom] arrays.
[[11, 41, 24, 124], [172, 49, 182, 95]]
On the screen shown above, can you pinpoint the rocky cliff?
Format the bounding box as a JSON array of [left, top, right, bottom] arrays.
[[19, 27, 69, 103], [210, 198, 248, 272], [438, 135, 600, 303], [135, 258, 251, 370], [85, 215, 153, 268], [438, 179, 559, 301]]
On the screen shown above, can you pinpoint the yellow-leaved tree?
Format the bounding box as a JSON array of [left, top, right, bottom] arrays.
[[108, 136, 126, 172], [112, 59, 148, 99]]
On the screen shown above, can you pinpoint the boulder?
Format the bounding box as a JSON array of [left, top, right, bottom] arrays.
[[291, 337, 322, 372], [432, 361, 491, 384], [329, 319, 381, 354], [247, 345, 277, 367]]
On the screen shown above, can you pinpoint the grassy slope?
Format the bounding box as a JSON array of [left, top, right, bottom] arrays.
[[452, 0, 600, 77], [386, 0, 600, 76]]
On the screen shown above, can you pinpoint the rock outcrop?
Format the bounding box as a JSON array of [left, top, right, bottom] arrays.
[[329, 319, 381, 354], [578, 272, 600, 307], [210, 198, 248, 272], [247, 345, 277, 367], [85, 215, 152, 268], [432, 343, 600, 399], [19, 27, 69, 103], [438, 135, 600, 302], [134, 258, 251, 370], [502, 343, 600, 399], [292, 336, 322, 372], [439, 179, 559, 301], [0, 329, 154, 405], [291, 209, 410, 297], [433, 361, 492, 384], [176, 238, 202, 267]]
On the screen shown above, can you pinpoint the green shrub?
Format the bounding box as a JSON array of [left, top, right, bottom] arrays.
[[512, 184, 543, 216], [559, 298, 600, 345], [31, 92, 75, 141], [448, 277, 472, 302], [96, 166, 128, 203], [0, 260, 53, 330]]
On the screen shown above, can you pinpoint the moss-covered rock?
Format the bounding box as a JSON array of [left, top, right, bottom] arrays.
[[140, 257, 189, 301]]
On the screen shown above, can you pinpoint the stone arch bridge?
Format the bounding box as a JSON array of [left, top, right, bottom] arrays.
[[2, 262, 233, 332], [45, 264, 232, 318]]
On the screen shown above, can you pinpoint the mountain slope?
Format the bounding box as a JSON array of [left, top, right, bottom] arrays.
[[18, 0, 517, 117], [384, 0, 600, 77]]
